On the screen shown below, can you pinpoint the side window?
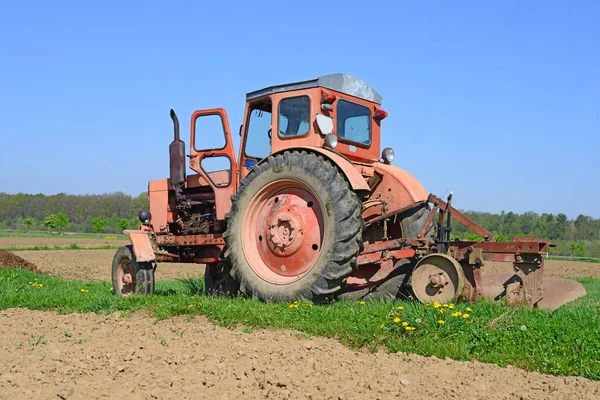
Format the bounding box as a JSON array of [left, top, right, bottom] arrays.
[[278, 96, 310, 137], [244, 105, 272, 160], [194, 114, 226, 150], [337, 100, 371, 146]]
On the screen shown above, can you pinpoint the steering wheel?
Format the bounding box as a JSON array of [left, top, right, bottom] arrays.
[[267, 128, 286, 139]]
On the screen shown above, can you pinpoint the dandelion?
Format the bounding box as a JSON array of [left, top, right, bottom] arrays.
[[433, 302, 441, 308], [448, 304, 455, 309], [466, 307, 472, 312], [443, 303, 449, 308], [188, 304, 194, 308], [393, 317, 401, 323], [80, 289, 86, 293], [402, 322, 409, 327], [415, 318, 422, 324], [405, 326, 416, 331], [379, 323, 385, 329], [438, 320, 445, 325], [520, 325, 527, 331], [397, 306, 404, 310], [438, 308, 444, 314], [359, 301, 365, 305], [452, 312, 462, 317], [462, 314, 469, 319]]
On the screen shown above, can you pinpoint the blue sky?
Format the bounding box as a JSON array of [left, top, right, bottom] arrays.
[[1, 1, 598, 218]]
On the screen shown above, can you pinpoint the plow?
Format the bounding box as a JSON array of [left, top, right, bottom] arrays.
[[112, 73, 586, 310]]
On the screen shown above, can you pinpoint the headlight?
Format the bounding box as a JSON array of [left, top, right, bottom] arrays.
[[382, 147, 394, 164], [324, 133, 338, 149]]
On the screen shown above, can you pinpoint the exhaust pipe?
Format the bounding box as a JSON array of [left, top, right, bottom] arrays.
[[169, 109, 186, 189]]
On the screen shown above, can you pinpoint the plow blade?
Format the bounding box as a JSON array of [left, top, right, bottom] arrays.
[[479, 273, 587, 311]]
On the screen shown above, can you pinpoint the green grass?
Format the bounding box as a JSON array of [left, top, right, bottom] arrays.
[[1, 267, 599, 380], [3, 244, 122, 251]]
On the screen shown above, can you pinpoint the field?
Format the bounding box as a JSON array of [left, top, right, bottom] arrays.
[[1, 235, 600, 399]]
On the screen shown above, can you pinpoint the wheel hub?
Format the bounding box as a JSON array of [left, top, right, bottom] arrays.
[[242, 180, 325, 283], [267, 212, 304, 255]]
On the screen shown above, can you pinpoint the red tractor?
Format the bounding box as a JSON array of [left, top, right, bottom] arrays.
[[112, 74, 585, 309]]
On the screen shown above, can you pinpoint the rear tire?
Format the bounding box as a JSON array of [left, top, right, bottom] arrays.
[[224, 151, 364, 303], [112, 245, 155, 297], [204, 261, 239, 296]]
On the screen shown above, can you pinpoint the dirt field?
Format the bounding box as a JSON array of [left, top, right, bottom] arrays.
[[1, 308, 599, 400], [2, 249, 600, 398], [15, 250, 201, 281], [13, 249, 600, 283], [0, 236, 129, 249]]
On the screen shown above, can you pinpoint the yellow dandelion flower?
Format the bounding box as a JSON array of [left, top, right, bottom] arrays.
[[80, 289, 86, 293], [466, 307, 472, 312], [433, 302, 441, 308], [452, 312, 461, 317], [463, 314, 470, 319], [443, 303, 449, 308], [359, 301, 365, 305], [425, 303, 430, 307], [188, 304, 194, 308], [289, 304, 294, 308], [38, 284, 43, 287], [397, 306, 404, 310], [402, 321, 409, 327], [379, 323, 385, 329], [393, 317, 401, 323], [405, 326, 416, 331], [448, 304, 455, 309], [438, 308, 444, 314], [438, 320, 445, 325]]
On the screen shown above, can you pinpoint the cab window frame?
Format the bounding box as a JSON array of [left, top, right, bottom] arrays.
[[336, 99, 372, 147], [277, 95, 312, 139]]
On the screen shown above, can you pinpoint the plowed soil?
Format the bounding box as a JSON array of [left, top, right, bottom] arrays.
[[11, 250, 600, 282], [0, 236, 128, 249], [1, 308, 599, 400]]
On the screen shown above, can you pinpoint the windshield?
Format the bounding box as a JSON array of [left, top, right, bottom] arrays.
[[278, 96, 310, 137]]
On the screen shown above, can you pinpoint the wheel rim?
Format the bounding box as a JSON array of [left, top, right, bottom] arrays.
[[117, 258, 136, 296], [412, 254, 465, 304], [242, 179, 326, 284]]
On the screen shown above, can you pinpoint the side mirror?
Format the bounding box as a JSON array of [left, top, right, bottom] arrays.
[[316, 114, 334, 135]]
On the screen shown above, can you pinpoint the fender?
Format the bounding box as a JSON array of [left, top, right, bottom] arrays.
[[264, 146, 370, 191], [363, 162, 429, 219], [124, 230, 156, 263]]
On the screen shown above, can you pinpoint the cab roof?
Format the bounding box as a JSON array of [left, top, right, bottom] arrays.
[[246, 73, 382, 104]]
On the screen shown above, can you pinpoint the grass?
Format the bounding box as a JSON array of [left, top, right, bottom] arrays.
[[0, 232, 126, 239], [547, 256, 600, 264], [1, 268, 599, 380], [3, 244, 122, 251]]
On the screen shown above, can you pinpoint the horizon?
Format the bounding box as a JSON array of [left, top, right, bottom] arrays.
[[1, 1, 598, 218]]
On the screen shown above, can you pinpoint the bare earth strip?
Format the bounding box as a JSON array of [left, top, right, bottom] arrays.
[[0, 237, 129, 249], [0, 308, 598, 400], [15, 250, 202, 281], [15, 250, 600, 282]]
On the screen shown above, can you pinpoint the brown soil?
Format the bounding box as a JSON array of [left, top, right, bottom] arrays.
[[1, 308, 598, 400], [14, 250, 202, 282], [484, 259, 600, 279], [0, 250, 40, 273], [0, 236, 128, 249], [13, 250, 600, 283]]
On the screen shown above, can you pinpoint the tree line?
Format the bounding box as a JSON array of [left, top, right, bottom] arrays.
[[0, 192, 148, 234], [0, 192, 598, 257]]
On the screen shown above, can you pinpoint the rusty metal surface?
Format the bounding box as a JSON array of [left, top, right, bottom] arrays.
[[429, 194, 495, 240], [124, 230, 156, 263], [412, 254, 466, 304], [155, 234, 225, 247]]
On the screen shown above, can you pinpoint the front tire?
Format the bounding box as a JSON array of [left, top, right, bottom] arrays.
[[224, 151, 364, 303], [112, 245, 155, 296]]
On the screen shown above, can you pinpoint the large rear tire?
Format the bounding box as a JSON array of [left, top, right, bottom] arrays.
[[224, 151, 364, 303], [111, 245, 155, 297]]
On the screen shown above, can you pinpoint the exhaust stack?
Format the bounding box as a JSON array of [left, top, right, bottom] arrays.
[[169, 109, 186, 190]]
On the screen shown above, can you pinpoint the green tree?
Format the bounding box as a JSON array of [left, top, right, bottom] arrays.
[[44, 214, 57, 233], [23, 217, 34, 231], [495, 233, 508, 242], [117, 219, 129, 232], [55, 212, 69, 235], [92, 217, 106, 233]]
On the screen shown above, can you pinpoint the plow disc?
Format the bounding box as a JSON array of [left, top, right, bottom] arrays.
[[479, 273, 587, 311]]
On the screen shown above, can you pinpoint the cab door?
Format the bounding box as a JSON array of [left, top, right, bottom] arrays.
[[189, 108, 237, 220]]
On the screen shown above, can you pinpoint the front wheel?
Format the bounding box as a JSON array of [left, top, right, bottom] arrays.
[[224, 151, 365, 303], [111, 245, 155, 296]]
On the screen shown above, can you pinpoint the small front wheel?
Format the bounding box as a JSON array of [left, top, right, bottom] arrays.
[[112, 245, 155, 296]]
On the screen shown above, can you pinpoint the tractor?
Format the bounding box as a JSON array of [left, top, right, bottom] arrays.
[[112, 73, 586, 310]]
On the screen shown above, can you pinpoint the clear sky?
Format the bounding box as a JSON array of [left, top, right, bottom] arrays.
[[1, 1, 598, 218]]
